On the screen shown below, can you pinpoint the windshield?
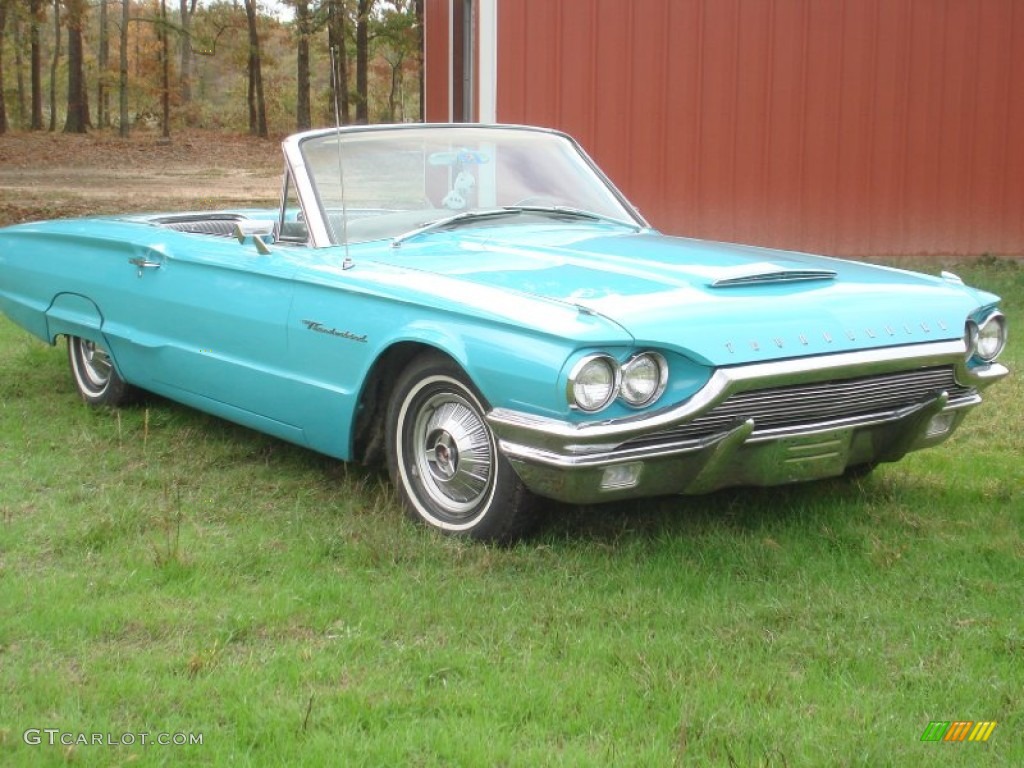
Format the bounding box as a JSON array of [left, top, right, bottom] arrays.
[[297, 126, 642, 245]]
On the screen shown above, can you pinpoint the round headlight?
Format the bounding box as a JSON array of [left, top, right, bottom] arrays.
[[619, 352, 668, 408], [568, 355, 619, 412], [976, 313, 1007, 361]]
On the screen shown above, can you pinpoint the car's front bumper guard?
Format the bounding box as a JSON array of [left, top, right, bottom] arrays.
[[486, 341, 1009, 504]]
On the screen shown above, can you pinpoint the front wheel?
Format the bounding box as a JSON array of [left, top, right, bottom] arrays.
[[386, 353, 538, 541], [67, 336, 136, 407]]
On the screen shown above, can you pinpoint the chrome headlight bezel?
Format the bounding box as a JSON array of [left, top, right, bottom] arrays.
[[966, 311, 1007, 363], [567, 351, 671, 413], [964, 320, 979, 361], [619, 352, 669, 408], [567, 354, 621, 412]]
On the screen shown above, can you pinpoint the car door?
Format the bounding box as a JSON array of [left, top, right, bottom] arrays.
[[103, 233, 305, 441]]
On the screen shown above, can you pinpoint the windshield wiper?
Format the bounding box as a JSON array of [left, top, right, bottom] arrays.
[[391, 205, 644, 248], [501, 205, 645, 232], [391, 208, 518, 247]]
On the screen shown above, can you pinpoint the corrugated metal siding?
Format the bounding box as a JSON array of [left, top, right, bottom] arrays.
[[494, 0, 1024, 257], [423, 0, 452, 122]]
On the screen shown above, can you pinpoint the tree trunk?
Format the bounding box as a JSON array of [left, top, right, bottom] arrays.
[[97, 0, 109, 128], [179, 0, 196, 108], [63, 0, 90, 133], [118, 0, 128, 136], [415, 0, 423, 122], [29, 0, 43, 129], [355, 0, 371, 124], [48, 0, 59, 131], [160, 0, 170, 139], [243, 0, 267, 138], [12, 12, 28, 128], [295, 0, 311, 131], [328, 0, 350, 125], [0, 0, 8, 135], [388, 55, 402, 123]]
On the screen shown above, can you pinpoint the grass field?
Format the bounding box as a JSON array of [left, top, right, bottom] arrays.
[[0, 257, 1021, 766]]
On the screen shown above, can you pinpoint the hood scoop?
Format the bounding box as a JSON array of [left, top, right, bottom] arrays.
[[710, 267, 837, 288]]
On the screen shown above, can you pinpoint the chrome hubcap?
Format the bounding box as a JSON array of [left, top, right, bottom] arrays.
[[413, 392, 494, 517], [79, 340, 112, 389]]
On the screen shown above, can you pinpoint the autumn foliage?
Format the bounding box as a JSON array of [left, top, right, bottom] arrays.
[[0, 0, 423, 137]]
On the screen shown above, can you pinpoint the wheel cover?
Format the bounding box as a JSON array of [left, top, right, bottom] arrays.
[[77, 340, 113, 391], [411, 390, 495, 519]]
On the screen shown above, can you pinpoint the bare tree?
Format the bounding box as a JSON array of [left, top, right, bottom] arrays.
[[159, 0, 170, 139], [11, 9, 28, 128], [64, 0, 91, 134], [376, 0, 418, 122], [48, 0, 60, 131], [355, 0, 372, 124], [415, 0, 423, 122], [179, 0, 198, 108], [328, 0, 350, 125], [29, 0, 43, 129], [243, 0, 267, 137], [294, 0, 311, 131], [4, 0, 426, 136], [97, 0, 109, 127], [0, 0, 8, 135], [118, 0, 128, 136]]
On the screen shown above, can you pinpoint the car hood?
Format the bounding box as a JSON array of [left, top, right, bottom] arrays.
[[380, 226, 996, 365]]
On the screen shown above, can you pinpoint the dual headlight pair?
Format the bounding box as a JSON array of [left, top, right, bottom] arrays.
[[965, 311, 1007, 363], [568, 351, 669, 412]]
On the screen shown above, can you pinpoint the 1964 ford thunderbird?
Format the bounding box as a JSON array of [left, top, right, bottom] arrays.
[[0, 124, 1010, 540]]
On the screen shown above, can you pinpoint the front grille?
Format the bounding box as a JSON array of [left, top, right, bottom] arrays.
[[622, 366, 975, 447]]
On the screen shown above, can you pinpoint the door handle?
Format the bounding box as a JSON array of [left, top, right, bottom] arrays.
[[128, 257, 162, 277]]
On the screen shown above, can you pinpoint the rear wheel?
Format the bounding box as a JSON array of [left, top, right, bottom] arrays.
[[386, 353, 538, 541], [67, 336, 136, 407]]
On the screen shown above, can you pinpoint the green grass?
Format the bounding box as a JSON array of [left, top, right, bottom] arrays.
[[1, 258, 1021, 766]]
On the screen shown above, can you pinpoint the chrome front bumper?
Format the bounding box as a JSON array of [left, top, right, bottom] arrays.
[[486, 341, 1009, 504]]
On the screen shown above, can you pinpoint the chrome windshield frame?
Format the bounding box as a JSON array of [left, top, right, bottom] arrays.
[[279, 124, 650, 249]]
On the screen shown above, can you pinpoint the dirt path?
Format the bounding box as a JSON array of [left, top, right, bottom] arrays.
[[0, 131, 283, 227]]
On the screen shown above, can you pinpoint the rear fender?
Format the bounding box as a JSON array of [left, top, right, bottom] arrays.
[[45, 293, 135, 384], [45, 292, 104, 344]]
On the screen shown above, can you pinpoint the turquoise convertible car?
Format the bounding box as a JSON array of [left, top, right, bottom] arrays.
[[0, 125, 1010, 540]]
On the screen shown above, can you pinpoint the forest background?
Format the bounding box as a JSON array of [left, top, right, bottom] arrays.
[[0, 0, 423, 138]]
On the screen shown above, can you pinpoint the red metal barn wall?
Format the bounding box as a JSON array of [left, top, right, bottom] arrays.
[[427, 0, 1024, 258]]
